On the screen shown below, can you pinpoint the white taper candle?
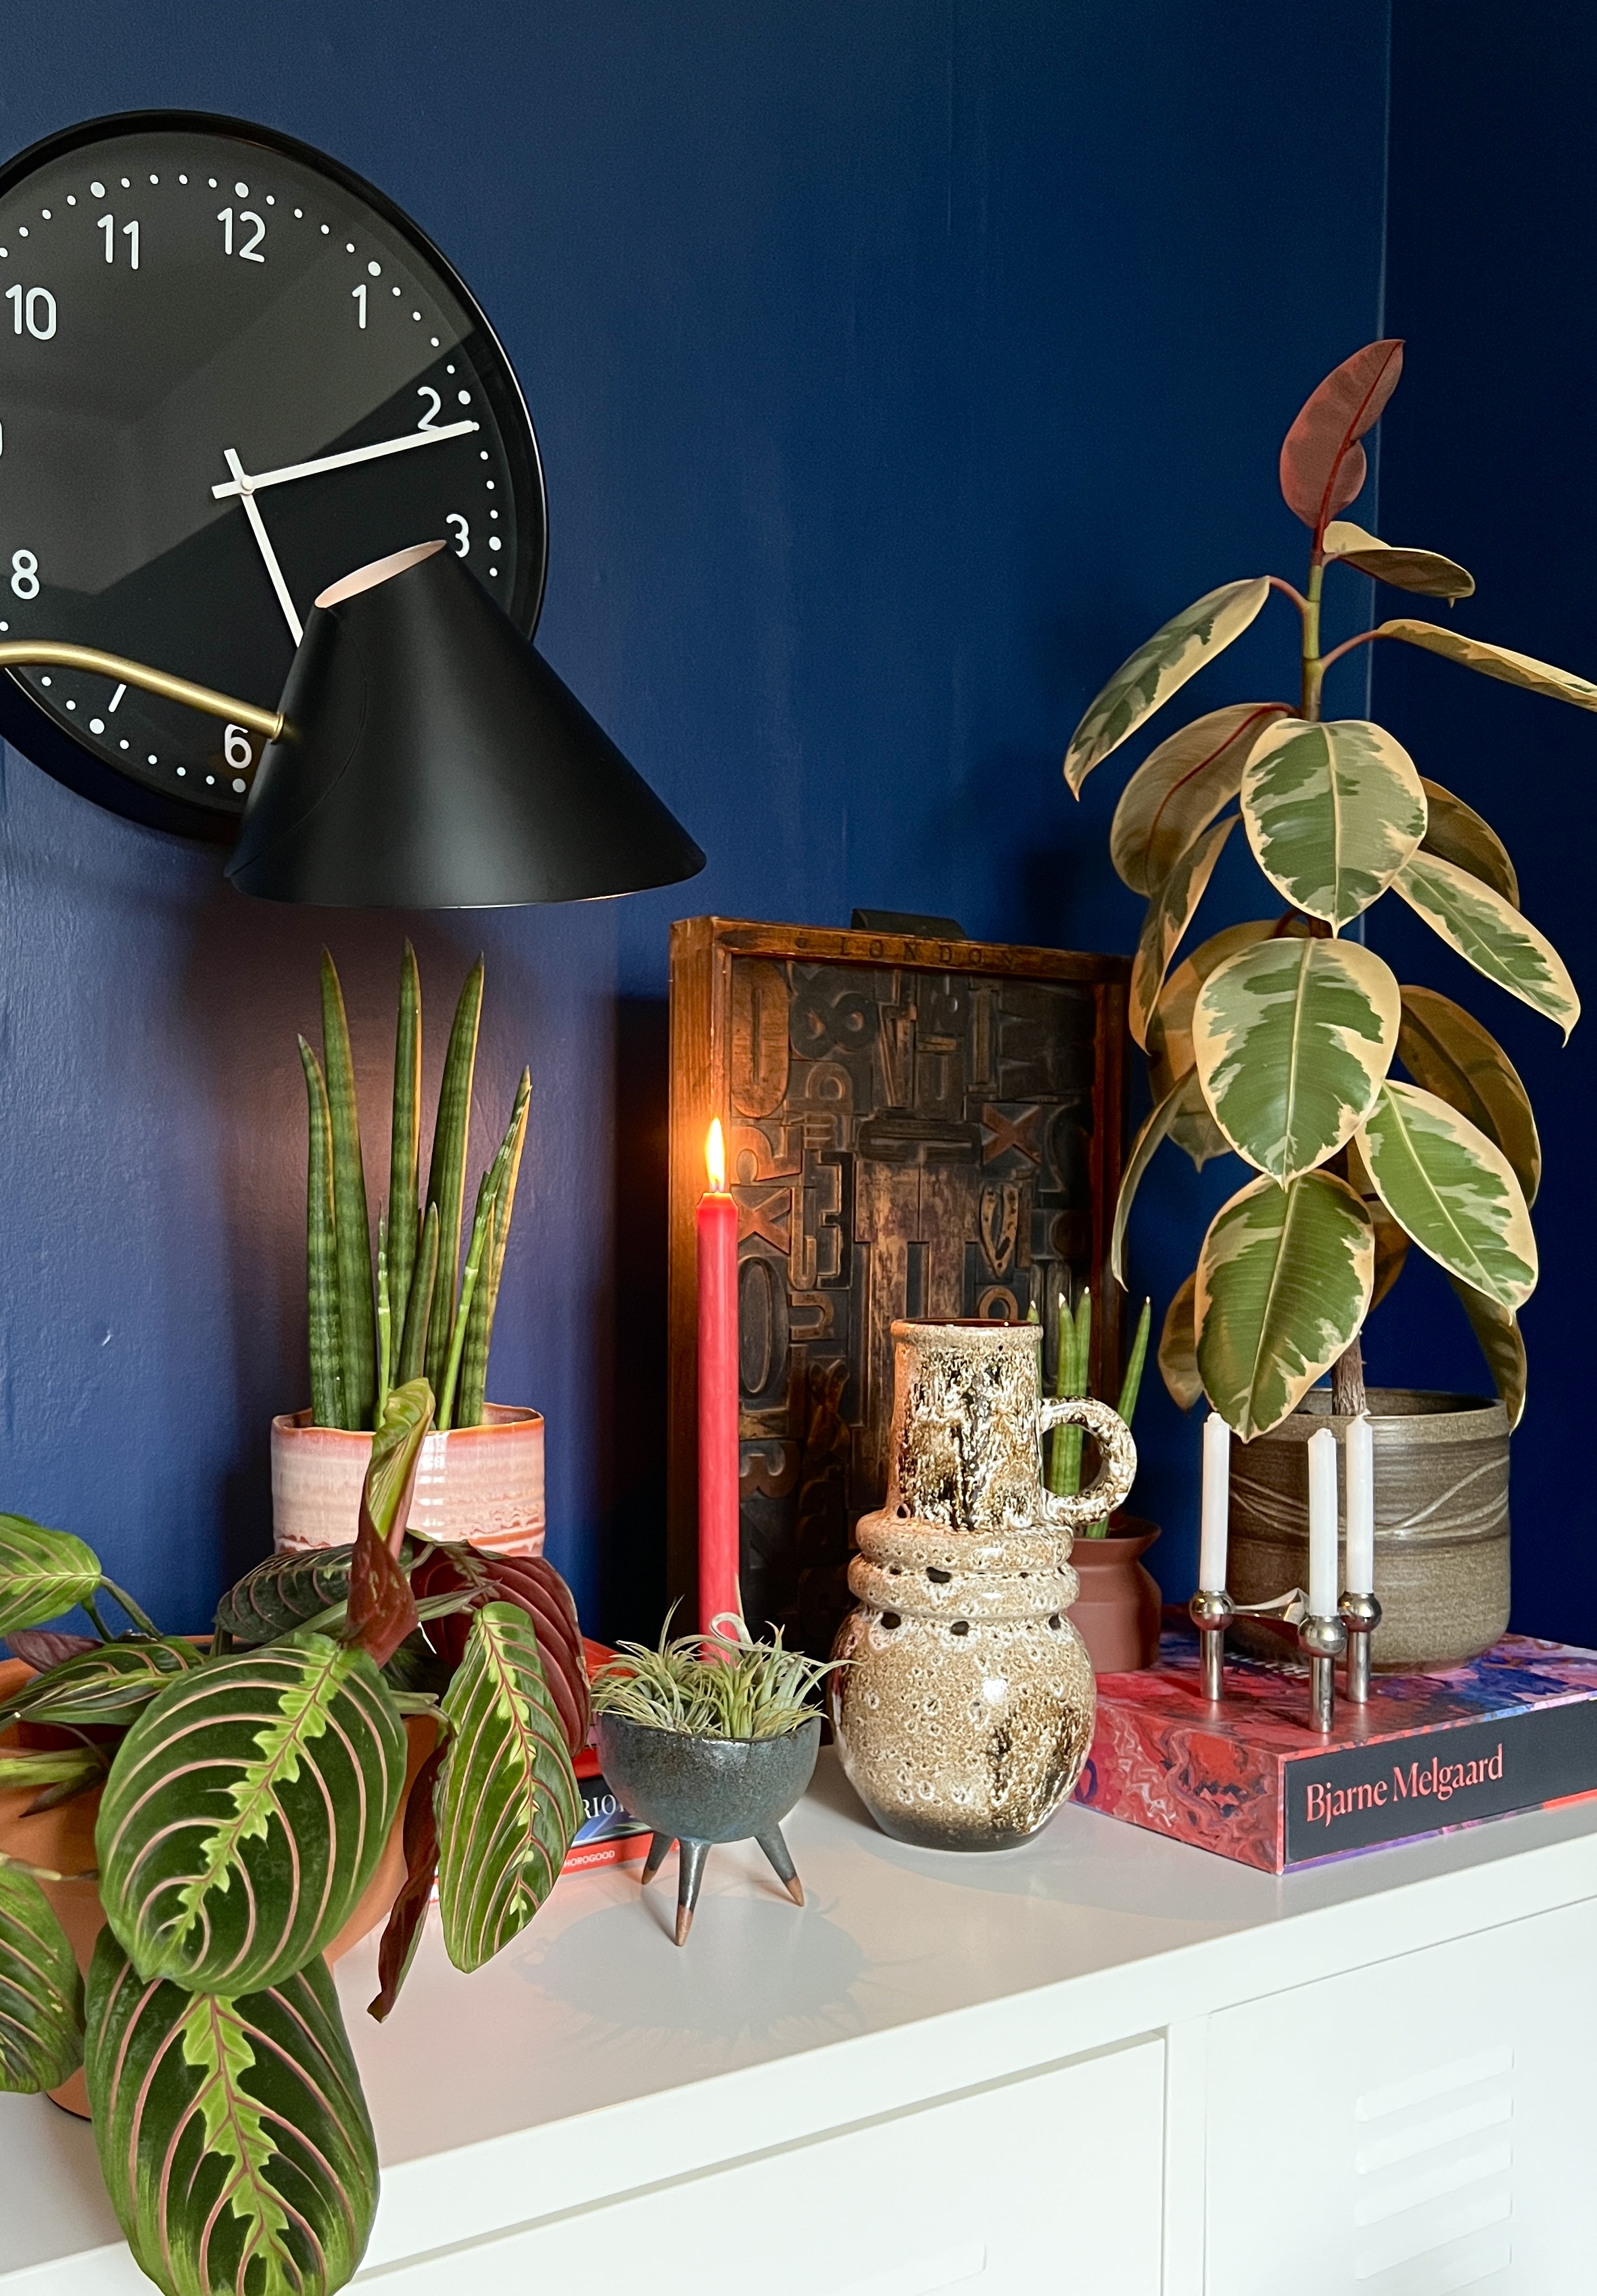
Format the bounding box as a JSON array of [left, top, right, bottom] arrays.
[[1308, 1424, 1339, 1618], [1199, 1410, 1230, 1592], [1345, 1411, 1375, 1596]]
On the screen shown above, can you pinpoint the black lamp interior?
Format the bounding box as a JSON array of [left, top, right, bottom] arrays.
[[226, 542, 705, 908]]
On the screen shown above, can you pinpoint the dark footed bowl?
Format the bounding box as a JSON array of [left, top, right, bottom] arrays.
[[594, 1712, 821, 1842]]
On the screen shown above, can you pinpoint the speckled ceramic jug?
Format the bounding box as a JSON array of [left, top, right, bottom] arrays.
[[830, 1319, 1135, 1851]]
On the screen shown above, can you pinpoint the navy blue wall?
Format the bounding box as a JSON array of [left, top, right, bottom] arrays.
[[0, 1, 1392, 1635], [1368, 1, 1597, 1640]]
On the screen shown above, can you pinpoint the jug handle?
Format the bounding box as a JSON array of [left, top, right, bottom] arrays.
[[1037, 1395, 1137, 1530]]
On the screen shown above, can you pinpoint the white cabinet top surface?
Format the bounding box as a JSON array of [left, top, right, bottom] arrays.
[[6, 1750, 1597, 2284]]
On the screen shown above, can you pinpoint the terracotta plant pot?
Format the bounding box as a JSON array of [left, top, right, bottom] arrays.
[[1066, 1518, 1162, 1672], [1228, 1389, 1510, 1670], [271, 1402, 544, 1556], [0, 1656, 436, 2118]]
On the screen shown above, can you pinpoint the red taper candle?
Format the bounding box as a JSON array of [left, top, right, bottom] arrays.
[[696, 1118, 740, 1637]]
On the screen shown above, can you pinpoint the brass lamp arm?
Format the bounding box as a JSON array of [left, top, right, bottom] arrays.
[[0, 641, 285, 743]]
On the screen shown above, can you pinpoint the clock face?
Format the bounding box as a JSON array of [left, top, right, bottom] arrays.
[[0, 112, 546, 838]]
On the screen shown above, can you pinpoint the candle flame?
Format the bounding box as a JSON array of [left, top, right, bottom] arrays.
[[705, 1117, 726, 1192]]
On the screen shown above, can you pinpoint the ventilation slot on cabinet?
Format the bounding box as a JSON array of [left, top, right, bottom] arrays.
[[1352, 2045, 1513, 2290]]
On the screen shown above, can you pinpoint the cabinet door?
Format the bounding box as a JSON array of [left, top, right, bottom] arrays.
[[374, 2038, 1164, 2296], [1204, 1896, 1597, 2293]]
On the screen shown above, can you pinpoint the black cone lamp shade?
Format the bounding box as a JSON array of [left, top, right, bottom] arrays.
[[225, 542, 705, 906]]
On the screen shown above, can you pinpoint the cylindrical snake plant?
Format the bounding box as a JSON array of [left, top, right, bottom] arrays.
[[300, 947, 531, 1430]]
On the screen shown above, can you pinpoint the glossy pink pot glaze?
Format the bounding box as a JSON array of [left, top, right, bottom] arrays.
[[271, 1403, 545, 1555]]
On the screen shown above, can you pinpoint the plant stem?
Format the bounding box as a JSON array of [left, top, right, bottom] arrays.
[[1300, 560, 1325, 722], [1332, 1329, 1368, 1417], [99, 1580, 160, 1638], [82, 1591, 113, 1641]]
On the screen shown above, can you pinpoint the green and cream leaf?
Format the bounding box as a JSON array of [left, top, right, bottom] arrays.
[[1356, 1081, 1537, 1309], [1378, 620, 1597, 710], [1398, 985, 1540, 1204], [1195, 1173, 1374, 1440], [1129, 816, 1235, 1050], [1109, 703, 1285, 893], [96, 1635, 407, 1996], [0, 1860, 83, 2093], [1111, 1073, 1204, 1286], [0, 1516, 102, 1638], [1063, 578, 1271, 791], [1393, 851, 1579, 1037], [1322, 521, 1474, 599], [435, 1602, 581, 1975], [1193, 936, 1400, 1183], [85, 1932, 377, 2296], [1241, 717, 1427, 926], [1158, 1274, 1203, 1413], [1448, 1277, 1527, 1430], [1418, 778, 1518, 906]]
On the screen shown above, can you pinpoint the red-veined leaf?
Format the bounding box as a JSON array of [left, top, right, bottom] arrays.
[[1279, 340, 1404, 537], [96, 1633, 408, 1996], [412, 1545, 590, 1756], [0, 1516, 102, 1638], [434, 1603, 581, 1973], [85, 1931, 377, 2296], [0, 1858, 83, 2092]]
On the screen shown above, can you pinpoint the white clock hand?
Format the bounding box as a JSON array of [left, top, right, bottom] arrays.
[[211, 420, 481, 502], [224, 448, 304, 644]]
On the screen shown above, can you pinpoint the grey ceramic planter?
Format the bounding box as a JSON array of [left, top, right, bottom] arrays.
[[594, 1712, 821, 1944]]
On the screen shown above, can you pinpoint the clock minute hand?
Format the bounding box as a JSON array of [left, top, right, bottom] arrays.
[[211, 420, 481, 502]]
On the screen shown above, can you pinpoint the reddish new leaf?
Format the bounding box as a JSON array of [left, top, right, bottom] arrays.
[[1279, 340, 1404, 538], [368, 1742, 444, 2021], [346, 1496, 419, 1668], [4, 1630, 97, 1670], [345, 1379, 433, 1666], [410, 1546, 589, 1756]]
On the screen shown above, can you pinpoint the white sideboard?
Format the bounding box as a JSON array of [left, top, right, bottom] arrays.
[[5, 1750, 1596, 2295]]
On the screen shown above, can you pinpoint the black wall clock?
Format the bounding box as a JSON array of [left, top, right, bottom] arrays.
[[0, 111, 547, 839]]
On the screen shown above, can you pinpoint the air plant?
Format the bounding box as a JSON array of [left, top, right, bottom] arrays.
[[0, 1384, 585, 2296], [300, 944, 531, 1433], [1040, 1289, 1152, 1535], [591, 1612, 840, 1741]]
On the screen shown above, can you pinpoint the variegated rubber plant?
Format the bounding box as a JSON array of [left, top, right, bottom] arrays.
[[1068, 339, 1586, 1441], [300, 944, 531, 1433], [0, 1387, 586, 2296]]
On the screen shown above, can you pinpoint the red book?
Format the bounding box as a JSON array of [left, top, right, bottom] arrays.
[[1076, 1624, 1597, 1873], [560, 1638, 650, 1875]]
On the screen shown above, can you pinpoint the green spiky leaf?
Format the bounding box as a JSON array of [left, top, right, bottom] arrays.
[[320, 952, 375, 1432], [97, 1635, 407, 1996], [85, 1931, 377, 2296], [424, 958, 485, 1396], [435, 1602, 581, 1974], [298, 1037, 344, 1430]]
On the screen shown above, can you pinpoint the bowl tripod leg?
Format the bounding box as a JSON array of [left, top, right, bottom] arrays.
[[756, 1824, 805, 1906]]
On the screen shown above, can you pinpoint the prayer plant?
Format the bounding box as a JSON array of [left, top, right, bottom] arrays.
[[0, 1380, 585, 2296], [301, 944, 531, 1432], [1068, 339, 1586, 1441]]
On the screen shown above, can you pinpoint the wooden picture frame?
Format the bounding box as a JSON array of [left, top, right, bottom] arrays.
[[667, 918, 1130, 1654]]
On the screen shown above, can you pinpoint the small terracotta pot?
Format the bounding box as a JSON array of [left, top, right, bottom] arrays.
[[271, 1402, 544, 1556], [0, 1656, 436, 2119], [1066, 1518, 1162, 1673]]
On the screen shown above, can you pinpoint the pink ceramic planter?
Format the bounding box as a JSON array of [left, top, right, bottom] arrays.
[[271, 1403, 545, 1555]]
